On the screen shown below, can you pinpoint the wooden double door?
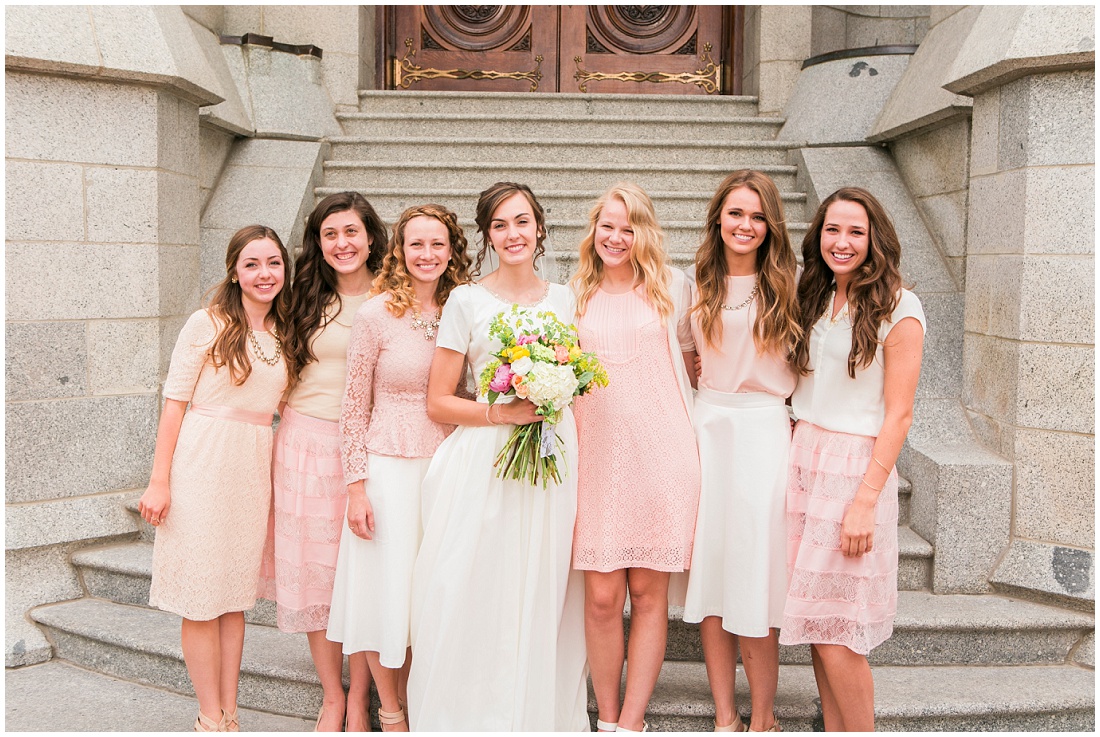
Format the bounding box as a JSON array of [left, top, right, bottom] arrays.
[[383, 5, 739, 95]]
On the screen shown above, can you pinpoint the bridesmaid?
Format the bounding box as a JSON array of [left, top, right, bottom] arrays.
[[141, 225, 295, 732], [570, 183, 699, 732], [781, 187, 925, 731], [683, 170, 801, 732], [270, 192, 387, 731], [327, 204, 472, 731], [407, 182, 590, 731]]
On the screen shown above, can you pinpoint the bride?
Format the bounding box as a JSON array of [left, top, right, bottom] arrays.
[[407, 182, 590, 731]]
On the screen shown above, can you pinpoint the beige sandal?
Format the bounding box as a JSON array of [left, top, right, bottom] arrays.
[[378, 706, 407, 730], [749, 715, 781, 732], [222, 708, 239, 732], [194, 711, 225, 732], [714, 713, 747, 732]]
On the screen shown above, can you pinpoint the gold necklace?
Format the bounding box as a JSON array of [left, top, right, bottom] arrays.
[[722, 280, 758, 311], [410, 311, 440, 340], [248, 327, 283, 366]]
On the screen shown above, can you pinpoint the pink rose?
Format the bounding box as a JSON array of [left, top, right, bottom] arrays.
[[517, 334, 539, 346], [514, 382, 530, 399], [511, 373, 525, 388], [554, 345, 570, 363], [489, 364, 513, 392]]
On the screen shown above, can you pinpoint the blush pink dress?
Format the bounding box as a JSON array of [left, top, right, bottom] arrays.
[[573, 286, 700, 572]]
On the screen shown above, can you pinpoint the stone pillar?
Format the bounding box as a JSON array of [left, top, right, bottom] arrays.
[[4, 5, 221, 665], [945, 6, 1095, 607], [743, 5, 811, 115]]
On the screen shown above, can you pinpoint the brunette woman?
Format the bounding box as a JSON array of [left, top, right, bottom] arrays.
[[781, 187, 925, 731], [326, 204, 472, 731], [407, 182, 590, 731], [141, 225, 295, 732], [570, 183, 699, 732], [269, 192, 387, 731], [684, 170, 802, 732]]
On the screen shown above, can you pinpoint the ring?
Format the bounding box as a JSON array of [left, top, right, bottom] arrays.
[[151, 518, 159, 523]]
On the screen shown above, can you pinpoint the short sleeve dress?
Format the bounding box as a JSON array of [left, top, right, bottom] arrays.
[[407, 282, 590, 732], [149, 309, 287, 621]]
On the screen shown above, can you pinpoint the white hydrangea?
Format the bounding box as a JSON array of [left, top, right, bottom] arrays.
[[525, 361, 580, 415], [510, 356, 534, 376]]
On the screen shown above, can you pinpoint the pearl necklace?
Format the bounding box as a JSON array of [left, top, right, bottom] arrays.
[[722, 280, 758, 311], [248, 327, 283, 366], [410, 311, 440, 340]]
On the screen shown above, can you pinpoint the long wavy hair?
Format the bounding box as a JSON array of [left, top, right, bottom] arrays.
[[692, 170, 801, 356], [794, 187, 903, 378], [571, 183, 674, 323], [288, 192, 388, 381], [473, 182, 547, 276], [203, 224, 296, 388], [371, 204, 473, 317]]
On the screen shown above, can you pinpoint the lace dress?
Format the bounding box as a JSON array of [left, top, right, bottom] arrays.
[[407, 282, 590, 732], [326, 295, 456, 666], [572, 286, 700, 572], [149, 309, 287, 621]]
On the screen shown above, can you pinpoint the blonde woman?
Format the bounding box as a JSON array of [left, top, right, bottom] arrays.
[[326, 204, 472, 732], [570, 183, 700, 732], [684, 170, 802, 732]]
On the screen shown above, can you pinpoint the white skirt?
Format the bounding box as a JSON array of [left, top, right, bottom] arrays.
[[408, 412, 590, 732], [683, 390, 790, 637], [326, 454, 431, 667]]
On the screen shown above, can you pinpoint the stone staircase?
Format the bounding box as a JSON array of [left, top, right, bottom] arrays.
[[27, 90, 1094, 731]]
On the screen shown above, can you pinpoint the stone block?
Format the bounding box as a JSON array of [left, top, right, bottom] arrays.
[[890, 120, 971, 196], [87, 320, 161, 395], [1019, 256, 1093, 344], [846, 15, 922, 50], [156, 171, 203, 247], [222, 5, 263, 34], [260, 5, 361, 56], [966, 170, 1024, 255], [930, 6, 967, 27], [227, 137, 327, 170], [6, 321, 87, 401], [4, 5, 101, 74], [758, 5, 811, 61], [5, 543, 84, 666], [85, 167, 160, 244], [6, 73, 159, 166], [969, 88, 999, 177], [190, 17, 253, 136], [1016, 343, 1094, 434], [778, 55, 910, 145], [880, 6, 932, 21], [965, 408, 1010, 459], [240, 45, 340, 140], [963, 253, 1022, 337], [159, 246, 202, 317], [200, 228, 238, 295], [156, 94, 201, 179], [1000, 71, 1095, 169], [1073, 631, 1094, 668], [159, 315, 190, 380], [991, 539, 1094, 607], [321, 51, 362, 109], [6, 244, 160, 320], [201, 165, 312, 238], [962, 333, 1018, 427], [5, 396, 156, 504], [917, 190, 967, 261], [5, 160, 85, 243], [199, 126, 234, 200], [181, 5, 224, 33], [810, 6, 848, 57], [1021, 165, 1094, 256], [914, 292, 963, 400], [1013, 428, 1094, 548]]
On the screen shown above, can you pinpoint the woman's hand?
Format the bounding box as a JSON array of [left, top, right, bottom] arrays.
[[694, 353, 703, 379], [346, 482, 375, 540], [139, 481, 171, 526], [840, 499, 876, 557], [493, 399, 542, 426]]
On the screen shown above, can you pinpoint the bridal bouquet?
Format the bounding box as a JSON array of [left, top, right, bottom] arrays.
[[478, 305, 608, 488]]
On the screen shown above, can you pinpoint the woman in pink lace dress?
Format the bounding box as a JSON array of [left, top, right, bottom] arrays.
[[326, 204, 472, 731], [269, 192, 387, 731], [140, 225, 295, 732], [683, 170, 802, 733], [782, 188, 925, 730], [570, 183, 700, 732]]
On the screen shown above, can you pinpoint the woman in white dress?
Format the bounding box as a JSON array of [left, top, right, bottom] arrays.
[[407, 182, 590, 731]]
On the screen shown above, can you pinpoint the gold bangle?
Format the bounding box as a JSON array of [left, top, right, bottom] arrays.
[[860, 478, 885, 493], [872, 456, 892, 473], [485, 403, 495, 426]]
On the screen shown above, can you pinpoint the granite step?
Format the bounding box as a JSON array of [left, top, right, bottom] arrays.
[[632, 659, 1094, 731], [356, 90, 763, 118], [321, 159, 800, 193], [327, 137, 795, 167], [314, 186, 810, 225], [335, 111, 786, 141]]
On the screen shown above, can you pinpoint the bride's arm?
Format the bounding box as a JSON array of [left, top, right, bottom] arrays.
[[427, 346, 541, 427]]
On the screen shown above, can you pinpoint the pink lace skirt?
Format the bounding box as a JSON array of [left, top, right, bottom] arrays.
[[779, 420, 898, 655], [263, 407, 347, 633]]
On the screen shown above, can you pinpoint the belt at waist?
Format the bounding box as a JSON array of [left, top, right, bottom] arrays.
[[189, 403, 274, 426], [696, 388, 786, 409]]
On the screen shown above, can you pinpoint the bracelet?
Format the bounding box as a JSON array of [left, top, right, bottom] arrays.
[[485, 403, 498, 426], [860, 478, 885, 493], [872, 456, 892, 473]]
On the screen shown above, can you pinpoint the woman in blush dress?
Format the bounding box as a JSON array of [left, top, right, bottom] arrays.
[[683, 170, 802, 733], [781, 187, 925, 731], [326, 204, 472, 732], [407, 182, 590, 732], [268, 192, 387, 731], [141, 225, 295, 732], [570, 182, 699, 733]]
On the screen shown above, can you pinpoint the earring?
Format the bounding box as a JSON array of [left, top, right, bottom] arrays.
[[231, 277, 238, 284]]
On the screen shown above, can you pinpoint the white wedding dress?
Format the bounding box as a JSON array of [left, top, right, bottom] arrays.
[[408, 282, 590, 732]]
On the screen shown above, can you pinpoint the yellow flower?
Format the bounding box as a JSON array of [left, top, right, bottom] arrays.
[[504, 346, 530, 362], [568, 345, 582, 361]]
